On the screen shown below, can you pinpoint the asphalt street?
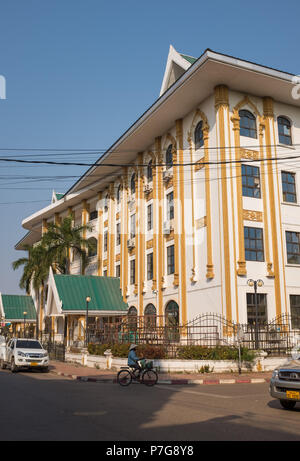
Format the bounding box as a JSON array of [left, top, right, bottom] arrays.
[[0, 368, 299, 441]]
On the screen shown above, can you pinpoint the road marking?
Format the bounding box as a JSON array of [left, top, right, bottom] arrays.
[[156, 385, 232, 399], [73, 411, 107, 416]]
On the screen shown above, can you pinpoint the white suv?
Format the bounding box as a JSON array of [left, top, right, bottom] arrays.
[[2, 338, 49, 373]]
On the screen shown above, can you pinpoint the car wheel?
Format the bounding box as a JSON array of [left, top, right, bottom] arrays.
[[280, 399, 296, 410], [11, 358, 18, 373], [0, 359, 6, 370]]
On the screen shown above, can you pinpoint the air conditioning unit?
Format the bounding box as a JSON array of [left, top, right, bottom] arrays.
[[127, 238, 135, 249], [163, 170, 172, 183], [144, 185, 152, 195], [254, 178, 260, 186], [163, 222, 171, 235]]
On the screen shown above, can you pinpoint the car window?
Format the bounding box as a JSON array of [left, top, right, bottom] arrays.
[[16, 340, 42, 349]]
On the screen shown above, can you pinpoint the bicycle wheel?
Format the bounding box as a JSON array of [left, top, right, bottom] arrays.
[[142, 369, 158, 386], [117, 369, 132, 386]]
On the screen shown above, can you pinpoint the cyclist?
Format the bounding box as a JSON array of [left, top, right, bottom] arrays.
[[128, 344, 143, 378]]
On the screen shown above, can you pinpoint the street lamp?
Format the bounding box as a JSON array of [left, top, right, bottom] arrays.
[[23, 311, 27, 338], [85, 296, 91, 347], [247, 279, 264, 350]]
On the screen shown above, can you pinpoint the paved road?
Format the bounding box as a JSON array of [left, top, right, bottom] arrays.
[[0, 369, 299, 441]]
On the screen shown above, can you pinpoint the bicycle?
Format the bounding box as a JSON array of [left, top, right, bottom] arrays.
[[117, 359, 158, 387]]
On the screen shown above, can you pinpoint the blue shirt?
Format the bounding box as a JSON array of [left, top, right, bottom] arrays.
[[128, 349, 140, 366]]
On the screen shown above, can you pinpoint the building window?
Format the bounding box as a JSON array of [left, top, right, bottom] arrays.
[[147, 204, 153, 231], [104, 231, 108, 253], [286, 231, 300, 264], [144, 304, 156, 329], [167, 245, 175, 275], [167, 191, 174, 220], [89, 210, 98, 221], [103, 269, 107, 277], [116, 222, 121, 246], [290, 295, 300, 329], [166, 144, 173, 169], [194, 121, 204, 149], [244, 227, 264, 261], [130, 214, 136, 239], [128, 306, 137, 330], [87, 237, 97, 257], [246, 293, 267, 325], [282, 171, 297, 203], [278, 116, 292, 145], [242, 164, 261, 198], [147, 160, 153, 182], [130, 260, 135, 285], [116, 264, 120, 278], [116, 185, 121, 204], [130, 174, 136, 195], [239, 110, 257, 139], [147, 253, 153, 280]]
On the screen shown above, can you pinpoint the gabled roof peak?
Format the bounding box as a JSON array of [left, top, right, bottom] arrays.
[[160, 44, 197, 96]]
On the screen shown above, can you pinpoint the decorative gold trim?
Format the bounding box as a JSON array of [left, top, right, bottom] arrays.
[[263, 96, 282, 316], [215, 85, 233, 322], [146, 239, 153, 249], [243, 210, 263, 222], [240, 148, 260, 160]]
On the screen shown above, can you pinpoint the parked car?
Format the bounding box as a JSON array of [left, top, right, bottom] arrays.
[[0, 338, 49, 373], [269, 359, 300, 410]]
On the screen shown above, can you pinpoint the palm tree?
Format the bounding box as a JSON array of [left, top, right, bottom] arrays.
[[41, 215, 94, 275], [12, 244, 52, 338]]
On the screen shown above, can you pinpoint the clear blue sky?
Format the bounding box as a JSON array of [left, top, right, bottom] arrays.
[[1, 0, 300, 294]]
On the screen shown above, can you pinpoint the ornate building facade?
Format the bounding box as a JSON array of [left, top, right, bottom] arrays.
[[16, 46, 300, 336]]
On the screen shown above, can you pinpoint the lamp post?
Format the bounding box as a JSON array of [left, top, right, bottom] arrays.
[[23, 311, 27, 338], [85, 296, 91, 347], [247, 279, 264, 350]]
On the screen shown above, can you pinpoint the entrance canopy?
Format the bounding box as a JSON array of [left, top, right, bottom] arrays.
[[46, 267, 128, 316]]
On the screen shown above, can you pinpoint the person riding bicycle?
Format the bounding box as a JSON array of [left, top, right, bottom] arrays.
[[128, 344, 143, 378]]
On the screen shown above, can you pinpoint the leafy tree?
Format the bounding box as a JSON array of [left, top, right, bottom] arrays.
[[41, 215, 94, 275]]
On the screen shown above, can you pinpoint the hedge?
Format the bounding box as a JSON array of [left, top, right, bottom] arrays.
[[87, 343, 255, 361], [176, 345, 256, 362]]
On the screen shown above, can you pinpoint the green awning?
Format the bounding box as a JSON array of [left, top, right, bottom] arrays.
[[54, 274, 128, 312], [2, 295, 36, 321]]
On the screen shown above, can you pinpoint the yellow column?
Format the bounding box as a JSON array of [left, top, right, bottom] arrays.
[[231, 111, 247, 276], [151, 157, 158, 292], [97, 192, 103, 276], [138, 154, 145, 314], [176, 119, 187, 326], [108, 184, 115, 277], [122, 170, 129, 302], [155, 137, 164, 321], [263, 97, 283, 317], [215, 85, 232, 322], [172, 144, 180, 286], [203, 124, 214, 279]]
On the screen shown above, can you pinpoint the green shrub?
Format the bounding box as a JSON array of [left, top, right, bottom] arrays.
[[136, 344, 167, 359], [176, 345, 255, 362], [87, 343, 166, 359]]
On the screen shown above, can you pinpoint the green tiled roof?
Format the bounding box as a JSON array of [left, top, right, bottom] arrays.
[[54, 274, 128, 312], [2, 295, 36, 320], [180, 54, 197, 65]]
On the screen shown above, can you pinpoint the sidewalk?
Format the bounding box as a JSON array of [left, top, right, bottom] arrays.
[[49, 360, 272, 385]]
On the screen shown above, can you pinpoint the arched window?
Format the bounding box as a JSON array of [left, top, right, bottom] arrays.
[[194, 121, 204, 149], [239, 110, 257, 139], [165, 301, 180, 341], [147, 160, 153, 182], [116, 184, 121, 204], [278, 116, 292, 145], [166, 144, 173, 169], [87, 237, 97, 257], [130, 173, 136, 195], [128, 306, 138, 331], [144, 304, 156, 329]]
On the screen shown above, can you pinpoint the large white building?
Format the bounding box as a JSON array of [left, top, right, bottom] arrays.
[[16, 45, 300, 339]]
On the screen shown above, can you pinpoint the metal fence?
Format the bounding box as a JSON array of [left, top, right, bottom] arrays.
[[86, 313, 300, 357], [44, 343, 66, 362]]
